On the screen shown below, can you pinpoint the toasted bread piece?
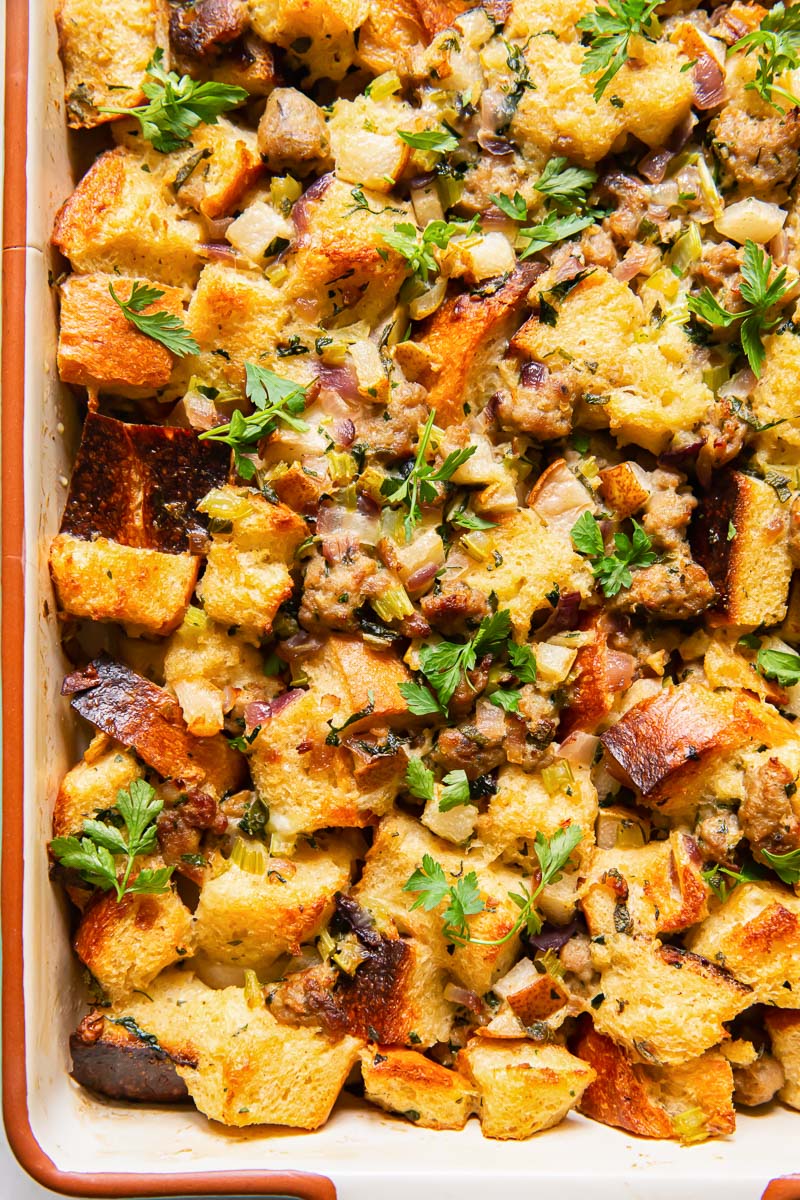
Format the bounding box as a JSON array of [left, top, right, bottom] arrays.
[[53, 739, 144, 839], [248, 0, 367, 79], [686, 882, 800, 1007], [355, 0, 427, 76], [412, 266, 538, 427], [580, 832, 710, 938], [63, 657, 246, 795], [73, 887, 194, 1003], [354, 812, 527, 995], [58, 273, 185, 394], [691, 471, 793, 628], [56, 0, 168, 129], [361, 1047, 479, 1129], [458, 1039, 595, 1140], [164, 119, 262, 219], [194, 834, 358, 968], [589, 934, 752, 1064], [764, 1008, 800, 1109], [303, 635, 411, 732], [601, 681, 793, 816], [52, 147, 203, 285], [573, 1020, 735, 1141], [476, 763, 596, 872]]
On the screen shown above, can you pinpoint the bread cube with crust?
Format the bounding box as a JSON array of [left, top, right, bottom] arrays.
[[691, 471, 793, 628], [361, 1047, 479, 1129], [58, 273, 185, 395], [193, 833, 359, 968], [580, 831, 710, 938], [466, 508, 593, 639], [56, 0, 168, 129], [686, 882, 800, 1008], [476, 763, 596, 873], [412, 265, 539, 427], [355, 0, 428, 77], [458, 1039, 596, 1140], [73, 886, 194, 1003], [248, 0, 368, 79], [573, 1020, 735, 1141], [52, 148, 203, 286], [249, 687, 404, 836], [354, 812, 526, 995], [504, 0, 595, 41], [53, 739, 144, 840], [588, 934, 752, 1064], [750, 323, 800, 463], [196, 488, 308, 641], [303, 635, 411, 733], [601, 680, 794, 817], [764, 1008, 800, 1109]]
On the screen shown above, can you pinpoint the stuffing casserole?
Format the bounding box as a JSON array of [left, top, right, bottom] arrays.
[[48, 0, 800, 1143]]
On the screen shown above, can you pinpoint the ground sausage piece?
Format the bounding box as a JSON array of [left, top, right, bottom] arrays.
[[494, 363, 578, 441], [433, 724, 506, 778], [641, 469, 697, 552], [559, 932, 595, 985], [156, 789, 226, 882], [599, 172, 649, 248], [740, 755, 800, 857], [299, 543, 387, 633], [712, 104, 800, 199], [420, 581, 489, 636], [694, 803, 742, 864], [733, 1054, 785, 1107], [257, 88, 331, 175], [690, 241, 744, 315], [611, 555, 715, 620]]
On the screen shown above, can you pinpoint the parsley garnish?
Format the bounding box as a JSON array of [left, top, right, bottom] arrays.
[[490, 191, 528, 221], [756, 647, 800, 687], [50, 779, 173, 902], [198, 363, 309, 480], [439, 770, 472, 812], [761, 847, 800, 885], [508, 640, 537, 683], [489, 689, 522, 713], [109, 281, 198, 357], [397, 129, 459, 153], [519, 211, 597, 259], [98, 49, 247, 153], [732, 3, 800, 113], [381, 408, 476, 540], [687, 240, 790, 376], [400, 609, 512, 712], [406, 758, 435, 803], [701, 861, 764, 903], [403, 825, 583, 944], [449, 508, 496, 531], [380, 216, 481, 285], [577, 0, 662, 101], [571, 511, 657, 598], [534, 157, 598, 214]]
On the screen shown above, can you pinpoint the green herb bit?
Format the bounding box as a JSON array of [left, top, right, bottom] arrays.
[[489, 191, 528, 221], [732, 3, 800, 113], [381, 216, 481, 286], [439, 770, 472, 812], [404, 608, 513, 711], [518, 211, 597, 259], [109, 281, 199, 356], [687, 240, 790, 376], [198, 363, 309, 480], [755, 647, 800, 687], [325, 691, 375, 746], [534, 157, 598, 214], [397, 128, 459, 153], [50, 779, 173, 902], [98, 48, 247, 153], [406, 757, 435, 803], [577, 0, 662, 101], [570, 511, 657, 597], [761, 847, 800, 885], [381, 408, 476, 540]]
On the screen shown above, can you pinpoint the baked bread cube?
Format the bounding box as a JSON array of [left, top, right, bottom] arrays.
[[458, 1039, 596, 1140], [249, 686, 403, 836], [476, 763, 596, 873], [303, 635, 411, 732], [601, 681, 793, 816], [64, 657, 246, 796], [490, 958, 569, 1025], [764, 1008, 800, 1109], [589, 934, 752, 1064], [691, 471, 793, 628], [361, 1047, 478, 1129], [57, 273, 185, 395], [686, 882, 800, 1008], [248, 0, 368, 80], [413, 265, 539, 428], [56, 0, 168, 129], [73, 886, 194, 1002], [580, 831, 710, 938], [573, 1020, 735, 1141], [750, 324, 800, 462], [52, 147, 204, 286], [354, 812, 527, 995], [355, 0, 427, 77], [193, 834, 358, 968], [52, 738, 144, 840]]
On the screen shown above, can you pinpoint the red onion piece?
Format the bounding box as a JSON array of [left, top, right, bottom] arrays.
[[659, 438, 706, 466], [613, 244, 654, 283], [184, 390, 218, 431], [527, 920, 579, 952], [693, 54, 725, 111], [280, 632, 324, 660], [332, 417, 356, 446], [559, 730, 600, 767], [206, 215, 234, 240], [315, 363, 360, 402], [667, 111, 698, 153], [293, 174, 332, 236], [553, 256, 584, 284], [267, 689, 304, 719], [521, 360, 548, 388], [198, 242, 242, 264], [536, 591, 582, 637], [638, 147, 673, 184], [443, 983, 482, 1013], [406, 561, 440, 592], [605, 651, 636, 693], [477, 131, 514, 156]]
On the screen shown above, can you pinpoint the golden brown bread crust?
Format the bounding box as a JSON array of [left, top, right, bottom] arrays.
[[361, 1046, 479, 1129], [63, 657, 246, 794]]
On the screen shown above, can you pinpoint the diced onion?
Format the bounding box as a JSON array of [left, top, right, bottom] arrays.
[[226, 201, 293, 265], [443, 983, 482, 1013], [715, 198, 786, 246], [409, 278, 447, 320], [536, 642, 578, 684], [559, 731, 599, 767]]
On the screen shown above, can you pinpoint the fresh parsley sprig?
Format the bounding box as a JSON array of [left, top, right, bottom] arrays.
[[397, 128, 459, 153], [701, 860, 764, 903], [756, 647, 800, 687], [519, 211, 598, 259], [732, 3, 800, 113], [109, 281, 199, 356], [198, 363, 309, 480], [687, 240, 790, 376], [381, 408, 476, 541], [535, 157, 598, 214], [571, 511, 657, 598], [380, 216, 481, 286], [761, 847, 800, 885], [405, 759, 472, 810], [577, 0, 662, 101], [490, 191, 528, 221], [50, 779, 173, 901], [98, 49, 248, 152], [403, 825, 583, 945], [400, 608, 513, 714]]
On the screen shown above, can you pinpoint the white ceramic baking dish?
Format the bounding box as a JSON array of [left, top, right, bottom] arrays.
[[2, 2, 800, 1194]]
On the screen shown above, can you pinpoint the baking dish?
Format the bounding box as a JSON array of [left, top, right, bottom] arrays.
[[2, 0, 800, 1195]]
